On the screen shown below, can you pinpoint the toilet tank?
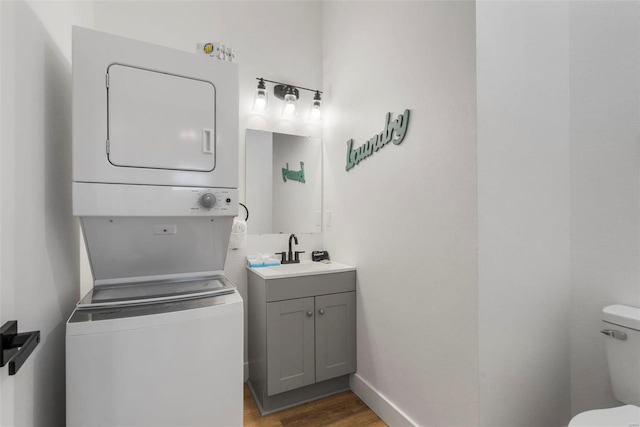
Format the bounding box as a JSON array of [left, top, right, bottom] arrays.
[[602, 305, 640, 406]]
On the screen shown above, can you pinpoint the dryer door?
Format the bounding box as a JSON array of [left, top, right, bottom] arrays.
[[107, 64, 215, 172]]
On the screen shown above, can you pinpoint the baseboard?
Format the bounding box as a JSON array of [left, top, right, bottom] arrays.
[[244, 362, 249, 382], [350, 373, 417, 427]]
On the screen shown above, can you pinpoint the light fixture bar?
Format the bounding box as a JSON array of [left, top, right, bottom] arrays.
[[256, 77, 322, 95], [273, 84, 300, 101], [254, 77, 322, 120]]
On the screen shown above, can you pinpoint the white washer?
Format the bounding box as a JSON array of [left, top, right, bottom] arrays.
[[66, 291, 243, 427]]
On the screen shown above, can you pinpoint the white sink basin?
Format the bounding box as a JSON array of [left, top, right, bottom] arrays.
[[249, 260, 355, 279]]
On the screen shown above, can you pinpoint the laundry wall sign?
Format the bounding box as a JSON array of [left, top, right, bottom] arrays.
[[282, 162, 305, 183], [345, 109, 410, 171]]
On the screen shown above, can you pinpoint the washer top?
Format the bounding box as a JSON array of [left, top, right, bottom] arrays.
[[67, 289, 243, 336], [568, 405, 640, 427], [76, 275, 236, 310]]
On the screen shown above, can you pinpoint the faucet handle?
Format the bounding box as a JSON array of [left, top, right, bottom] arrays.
[[275, 252, 287, 263], [294, 251, 305, 262]]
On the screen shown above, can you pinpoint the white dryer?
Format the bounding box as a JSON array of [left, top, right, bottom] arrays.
[[72, 26, 238, 188], [67, 27, 243, 427]]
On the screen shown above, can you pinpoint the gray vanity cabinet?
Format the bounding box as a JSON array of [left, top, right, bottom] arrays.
[[266, 297, 316, 395], [314, 292, 356, 382], [247, 268, 356, 414]]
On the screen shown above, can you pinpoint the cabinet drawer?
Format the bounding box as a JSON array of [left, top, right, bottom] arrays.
[[266, 271, 356, 302]]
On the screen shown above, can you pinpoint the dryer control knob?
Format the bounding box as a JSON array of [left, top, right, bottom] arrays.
[[199, 193, 217, 209]]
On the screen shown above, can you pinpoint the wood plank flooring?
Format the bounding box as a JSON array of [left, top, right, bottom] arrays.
[[243, 384, 387, 427]]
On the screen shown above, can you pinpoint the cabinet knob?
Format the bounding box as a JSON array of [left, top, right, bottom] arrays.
[[306, 311, 313, 317], [318, 309, 325, 315]]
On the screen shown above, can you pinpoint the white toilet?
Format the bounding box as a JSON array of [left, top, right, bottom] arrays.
[[569, 304, 640, 426]]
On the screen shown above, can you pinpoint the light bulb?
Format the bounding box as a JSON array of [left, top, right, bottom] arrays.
[[282, 91, 297, 118], [308, 91, 322, 121], [253, 79, 268, 112], [310, 105, 321, 120], [253, 92, 267, 111]]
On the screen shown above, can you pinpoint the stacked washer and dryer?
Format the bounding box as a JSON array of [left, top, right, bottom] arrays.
[[66, 27, 243, 426]]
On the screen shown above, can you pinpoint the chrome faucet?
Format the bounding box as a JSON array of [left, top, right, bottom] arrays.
[[276, 234, 304, 264]]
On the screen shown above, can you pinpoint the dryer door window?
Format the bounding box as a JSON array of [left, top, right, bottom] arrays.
[[107, 64, 216, 172]]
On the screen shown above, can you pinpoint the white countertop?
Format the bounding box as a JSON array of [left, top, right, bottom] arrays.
[[247, 260, 356, 280]]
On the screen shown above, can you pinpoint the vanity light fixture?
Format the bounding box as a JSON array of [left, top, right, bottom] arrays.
[[254, 77, 322, 121]]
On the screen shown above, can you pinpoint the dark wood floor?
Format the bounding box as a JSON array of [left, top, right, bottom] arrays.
[[243, 384, 387, 427]]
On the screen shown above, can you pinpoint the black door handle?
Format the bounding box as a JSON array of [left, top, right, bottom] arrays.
[[0, 321, 40, 375]]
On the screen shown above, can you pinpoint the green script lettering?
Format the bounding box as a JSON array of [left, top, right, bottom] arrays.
[[392, 109, 410, 145], [345, 109, 411, 171], [345, 139, 355, 171], [282, 162, 306, 183]]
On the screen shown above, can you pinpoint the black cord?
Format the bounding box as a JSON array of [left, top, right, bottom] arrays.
[[239, 203, 249, 221]]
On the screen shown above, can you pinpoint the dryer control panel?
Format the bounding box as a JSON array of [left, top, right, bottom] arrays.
[[73, 182, 239, 217]]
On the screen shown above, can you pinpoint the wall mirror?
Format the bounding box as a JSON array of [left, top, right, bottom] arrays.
[[245, 130, 322, 234]]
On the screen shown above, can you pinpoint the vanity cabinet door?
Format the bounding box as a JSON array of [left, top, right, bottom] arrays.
[[266, 297, 316, 395], [315, 292, 356, 382]]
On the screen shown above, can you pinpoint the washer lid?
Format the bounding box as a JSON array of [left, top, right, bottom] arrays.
[[603, 305, 640, 331], [81, 215, 232, 285], [569, 405, 640, 427]]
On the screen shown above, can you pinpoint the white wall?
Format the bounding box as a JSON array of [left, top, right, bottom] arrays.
[[478, 3, 640, 423], [323, 2, 479, 425], [245, 130, 274, 234], [92, 0, 325, 378], [0, 1, 93, 425], [477, 3, 572, 426], [569, 1, 640, 415]]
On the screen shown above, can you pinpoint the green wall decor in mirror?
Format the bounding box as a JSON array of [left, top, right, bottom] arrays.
[[345, 109, 411, 171], [282, 162, 305, 183]]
